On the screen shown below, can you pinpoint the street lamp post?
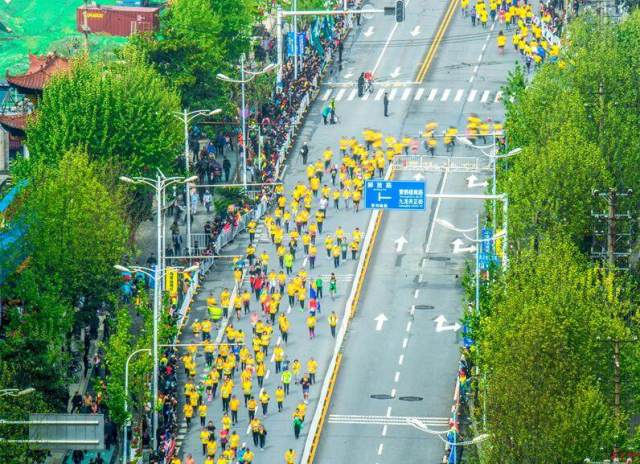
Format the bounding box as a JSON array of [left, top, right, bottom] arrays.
[[217, 61, 276, 191], [457, 136, 521, 230], [172, 109, 222, 258], [119, 174, 197, 451], [123, 348, 151, 464]]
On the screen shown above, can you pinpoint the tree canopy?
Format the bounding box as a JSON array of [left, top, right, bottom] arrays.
[[23, 49, 182, 179]]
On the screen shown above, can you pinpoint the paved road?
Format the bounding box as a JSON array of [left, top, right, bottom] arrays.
[[173, 0, 521, 461], [313, 2, 518, 463]]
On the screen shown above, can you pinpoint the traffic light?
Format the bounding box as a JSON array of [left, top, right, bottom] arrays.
[[395, 0, 405, 22]]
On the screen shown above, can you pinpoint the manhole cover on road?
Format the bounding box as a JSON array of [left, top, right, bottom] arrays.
[[399, 396, 424, 402], [370, 394, 394, 400], [414, 305, 435, 310], [428, 256, 451, 262]]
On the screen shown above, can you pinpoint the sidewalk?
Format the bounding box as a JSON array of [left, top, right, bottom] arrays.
[[135, 139, 240, 262]]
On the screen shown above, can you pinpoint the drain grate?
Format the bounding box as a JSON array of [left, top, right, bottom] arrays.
[[414, 305, 435, 310], [399, 396, 424, 401], [370, 394, 394, 400], [428, 256, 451, 262]]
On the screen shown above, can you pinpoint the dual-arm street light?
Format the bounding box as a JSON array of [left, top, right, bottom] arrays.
[[118, 174, 197, 451], [0, 388, 34, 398], [172, 109, 222, 258], [217, 57, 276, 190], [457, 135, 521, 230]]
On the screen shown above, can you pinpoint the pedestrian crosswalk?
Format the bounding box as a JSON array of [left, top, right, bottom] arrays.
[[320, 86, 503, 104]]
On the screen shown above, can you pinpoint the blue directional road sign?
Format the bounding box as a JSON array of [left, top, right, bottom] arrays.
[[364, 179, 426, 210]]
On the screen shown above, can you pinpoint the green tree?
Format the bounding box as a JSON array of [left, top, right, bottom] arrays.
[[23, 49, 182, 179], [0, 362, 54, 463], [16, 150, 129, 311], [480, 239, 625, 462], [131, 0, 231, 110]]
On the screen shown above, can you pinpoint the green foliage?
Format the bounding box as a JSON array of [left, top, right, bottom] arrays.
[[102, 304, 151, 427], [0, 362, 54, 463], [132, 0, 231, 109], [480, 239, 625, 462], [22, 49, 182, 179], [17, 150, 129, 309]]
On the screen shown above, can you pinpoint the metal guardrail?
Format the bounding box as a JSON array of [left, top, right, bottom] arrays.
[[393, 155, 493, 173]]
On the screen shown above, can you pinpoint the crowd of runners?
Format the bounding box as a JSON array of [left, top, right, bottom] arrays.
[[164, 127, 414, 464]]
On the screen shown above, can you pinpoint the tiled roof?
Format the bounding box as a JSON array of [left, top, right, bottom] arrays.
[[6, 53, 70, 91]]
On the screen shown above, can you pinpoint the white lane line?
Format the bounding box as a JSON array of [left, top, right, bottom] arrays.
[[495, 90, 503, 102], [427, 88, 438, 101], [287, 306, 292, 314], [414, 289, 419, 299], [375, 89, 385, 101], [401, 88, 411, 101], [425, 169, 449, 253], [418, 273, 423, 283], [480, 90, 490, 103], [477, 54, 482, 62], [398, 354, 404, 365], [347, 89, 357, 101], [472, 65, 479, 74], [410, 305, 416, 316], [467, 89, 477, 102], [265, 369, 270, 379], [414, 88, 425, 100], [406, 321, 412, 332], [402, 337, 408, 349], [440, 88, 450, 101], [389, 88, 398, 100], [246, 424, 251, 435], [394, 371, 400, 382], [335, 88, 346, 101], [303, 256, 308, 267], [386, 406, 392, 417], [382, 424, 388, 436], [370, 0, 413, 74], [377, 443, 384, 456], [321, 89, 332, 101], [390, 388, 396, 398], [469, 75, 475, 83], [454, 89, 464, 102], [482, 43, 487, 52]]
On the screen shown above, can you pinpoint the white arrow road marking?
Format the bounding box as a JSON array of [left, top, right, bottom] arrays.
[[452, 238, 476, 254], [344, 69, 354, 79], [363, 26, 375, 37], [410, 25, 421, 36], [394, 236, 408, 252], [413, 172, 425, 181], [466, 174, 488, 188], [374, 313, 388, 331], [434, 314, 461, 332], [328, 414, 450, 427], [390, 66, 401, 78]]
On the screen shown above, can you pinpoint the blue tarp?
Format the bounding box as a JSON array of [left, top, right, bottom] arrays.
[[0, 179, 27, 213]]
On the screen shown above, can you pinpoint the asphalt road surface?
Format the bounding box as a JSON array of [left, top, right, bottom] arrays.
[[175, 0, 517, 461]]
